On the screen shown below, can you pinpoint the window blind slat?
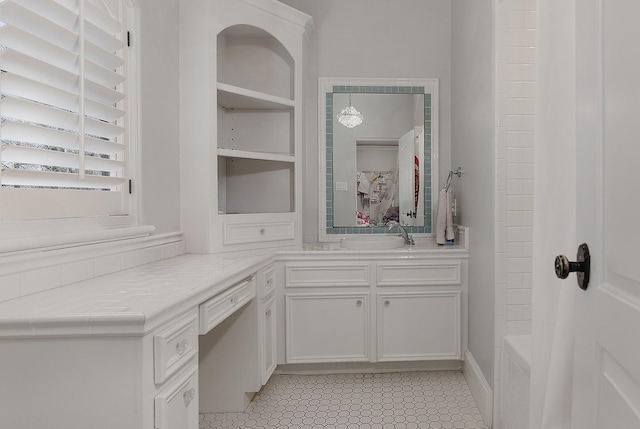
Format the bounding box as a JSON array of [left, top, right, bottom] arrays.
[[85, 60, 126, 89], [2, 146, 124, 172], [1, 169, 125, 189], [85, 20, 125, 53], [85, 117, 125, 140], [0, 49, 79, 95], [0, 1, 78, 52], [12, 0, 78, 29], [86, 99, 126, 123], [0, 26, 79, 76], [85, 80, 125, 105], [85, 1, 121, 35], [1, 96, 80, 133], [0, 73, 79, 117], [85, 40, 125, 70], [1, 123, 124, 155]]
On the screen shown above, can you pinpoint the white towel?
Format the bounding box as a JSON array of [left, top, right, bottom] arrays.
[[436, 188, 455, 244]]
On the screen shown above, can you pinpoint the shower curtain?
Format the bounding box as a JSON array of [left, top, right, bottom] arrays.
[[530, 1, 578, 428]]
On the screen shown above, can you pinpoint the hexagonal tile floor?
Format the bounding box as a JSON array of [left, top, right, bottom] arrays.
[[200, 370, 489, 429]]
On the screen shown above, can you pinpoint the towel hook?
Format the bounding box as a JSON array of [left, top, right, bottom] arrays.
[[444, 167, 463, 191]]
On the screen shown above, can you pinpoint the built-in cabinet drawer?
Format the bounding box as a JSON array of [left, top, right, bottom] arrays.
[[261, 266, 276, 299], [154, 364, 198, 429], [154, 309, 199, 384], [377, 261, 461, 286], [199, 275, 256, 335], [377, 291, 461, 361], [223, 220, 295, 245], [285, 262, 370, 288], [286, 293, 370, 363]]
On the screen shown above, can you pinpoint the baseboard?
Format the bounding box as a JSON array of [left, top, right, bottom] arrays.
[[463, 350, 493, 428], [275, 360, 463, 375]]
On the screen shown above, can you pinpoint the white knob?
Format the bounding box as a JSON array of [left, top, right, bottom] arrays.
[[356, 300, 363, 307], [176, 339, 188, 355], [260, 228, 266, 235], [384, 300, 390, 306], [183, 388, 196, 407]]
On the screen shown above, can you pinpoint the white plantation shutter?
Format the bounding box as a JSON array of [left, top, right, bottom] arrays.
[[0, 0, 132, 221]]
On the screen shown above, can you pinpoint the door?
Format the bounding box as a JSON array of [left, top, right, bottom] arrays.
[[570, 0, 640, 427], [398, 129, 416, 226]]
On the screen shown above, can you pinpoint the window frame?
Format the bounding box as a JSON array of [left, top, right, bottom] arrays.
[[0, 0, 147, 252]]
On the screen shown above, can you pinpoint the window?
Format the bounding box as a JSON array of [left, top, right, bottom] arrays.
[[0, 0, 136, 227]]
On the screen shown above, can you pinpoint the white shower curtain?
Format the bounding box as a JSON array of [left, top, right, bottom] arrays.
[[530, 1, 579, 428]]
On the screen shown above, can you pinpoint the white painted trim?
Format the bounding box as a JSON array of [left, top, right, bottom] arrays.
[[463, 350, 494, 428], [0, 225, 155, 255], [0, 231, 183, 277]]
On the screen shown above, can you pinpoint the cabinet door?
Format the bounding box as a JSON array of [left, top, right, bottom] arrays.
[[155, 366, 198, 429], [377, 291, 461, 361], [286, 293, 370, 363], [261, 295, 277, 385]]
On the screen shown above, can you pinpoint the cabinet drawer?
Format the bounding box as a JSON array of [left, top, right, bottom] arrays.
[[155, 363, 198, 429], [199, 276, 256, 335], [377, 262, 461, 286], [285, 263, 370, 287], [261, 266, 276, 299], [223, 220, 294, 245], [154, 310, 199, 385]]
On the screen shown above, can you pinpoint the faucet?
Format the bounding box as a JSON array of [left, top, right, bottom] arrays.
[[387, 220, 414, 245]]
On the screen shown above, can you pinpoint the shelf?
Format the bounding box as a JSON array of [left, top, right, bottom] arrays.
[[217, 148, 294, 163], [217, 83, 294, 110]]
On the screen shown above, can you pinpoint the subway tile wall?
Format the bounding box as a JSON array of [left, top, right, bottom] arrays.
[[494, 0, 536, 427]]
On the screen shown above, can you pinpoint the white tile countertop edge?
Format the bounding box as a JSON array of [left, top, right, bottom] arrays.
[[0, 253, 273, 338]]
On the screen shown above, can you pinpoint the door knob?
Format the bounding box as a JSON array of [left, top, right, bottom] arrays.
[[555, 243, 590, 290]]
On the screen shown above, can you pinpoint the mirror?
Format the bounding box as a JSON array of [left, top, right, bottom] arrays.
[[319, 78, 439, 240]]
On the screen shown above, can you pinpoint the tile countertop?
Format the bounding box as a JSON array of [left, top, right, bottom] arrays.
[[0, 253, 273, 338], [0, 241, 467, 338]]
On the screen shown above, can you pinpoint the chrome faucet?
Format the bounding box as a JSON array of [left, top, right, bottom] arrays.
[[387, 220, 414, 245]]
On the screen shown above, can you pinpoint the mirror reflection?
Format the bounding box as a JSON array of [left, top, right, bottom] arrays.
[[320, 79, 438, 238], [333, 92, 425, 227]]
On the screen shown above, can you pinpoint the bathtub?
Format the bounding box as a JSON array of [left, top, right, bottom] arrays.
[[501, 335, 531, 429]]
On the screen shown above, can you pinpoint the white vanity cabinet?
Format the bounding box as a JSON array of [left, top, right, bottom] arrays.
[[180, 0, 312, 253], [282, 252, 468, 365]]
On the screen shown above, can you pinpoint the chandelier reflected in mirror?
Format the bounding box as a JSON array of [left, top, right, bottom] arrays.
[[337, 93, 363, 128]]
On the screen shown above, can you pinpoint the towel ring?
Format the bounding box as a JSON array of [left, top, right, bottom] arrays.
[[444, 167, 462, 191]]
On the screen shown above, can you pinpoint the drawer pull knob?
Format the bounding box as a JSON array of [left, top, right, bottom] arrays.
[[183, 388, 196, 407], [260, 228, 266, 235], [356, 300, 363, 307], [230, 296, 238, 305], [384, 300, 390, 307], [176, 339, 189, 355], [266, 309, 271, 316]]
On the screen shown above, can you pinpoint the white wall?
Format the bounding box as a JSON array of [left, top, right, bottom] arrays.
[[451, 0, 495, 392], [138, 0, 182, 234], [280, 0, 452, 242]]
